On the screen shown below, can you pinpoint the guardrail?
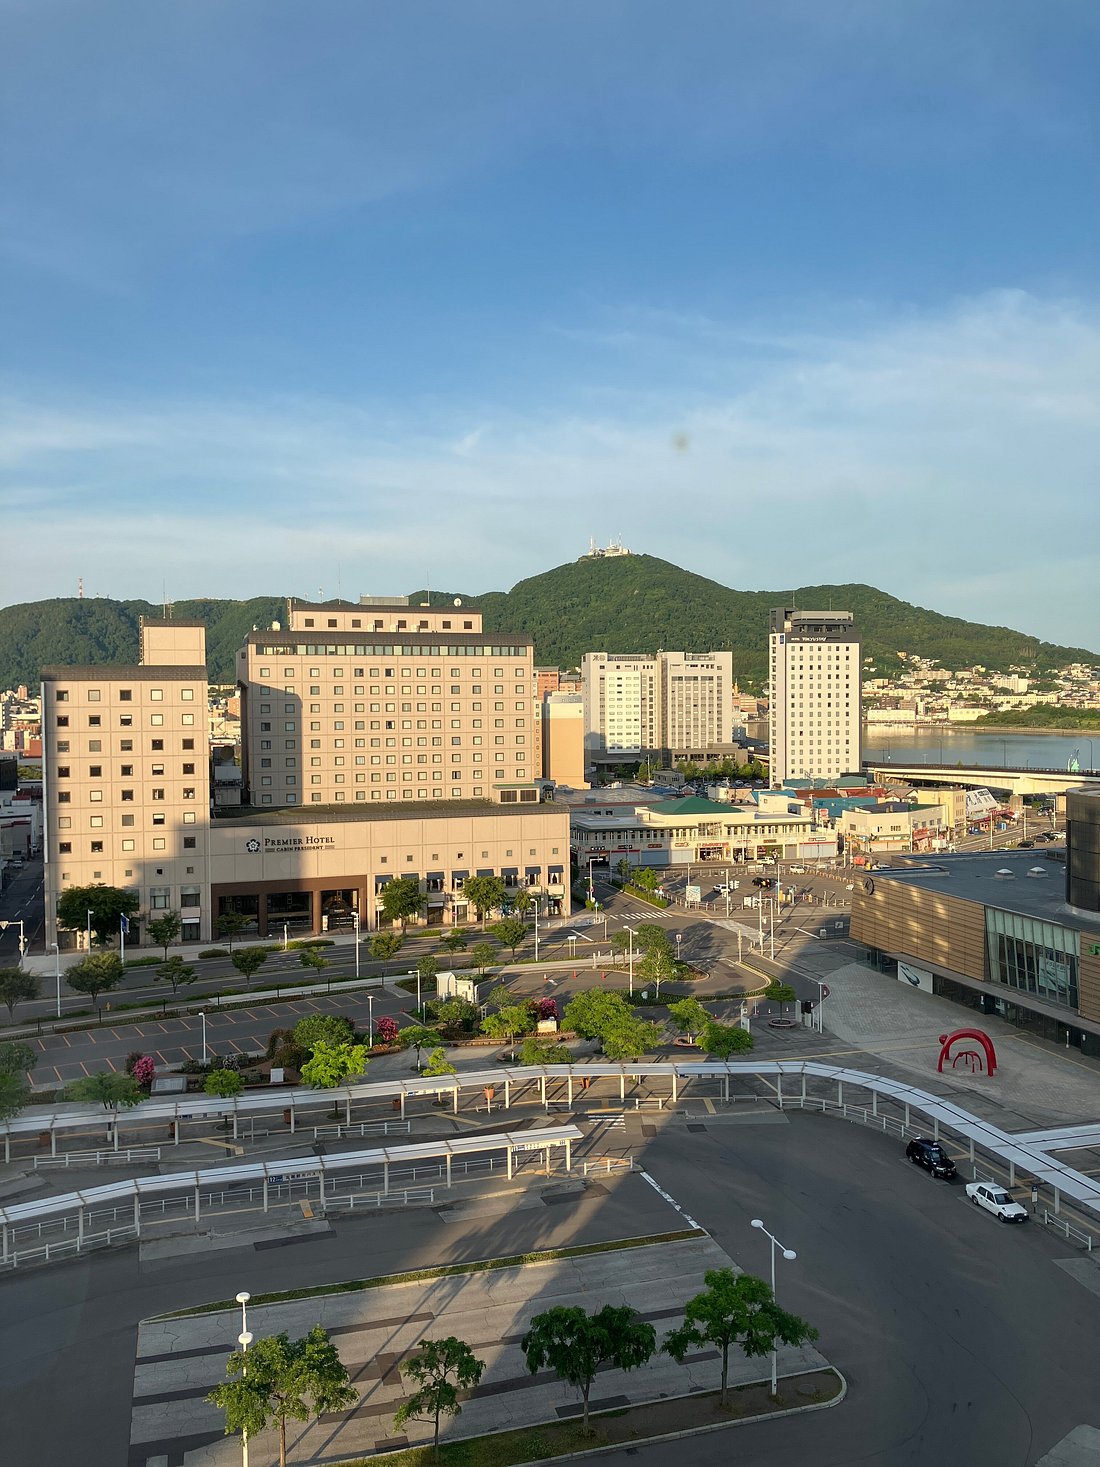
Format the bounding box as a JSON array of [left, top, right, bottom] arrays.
[[32, 1146, 162, 1170], [309, 1120, 412, 1142], [1041, 1210, 1095, 1251], [322, 1186, 436, 1213]]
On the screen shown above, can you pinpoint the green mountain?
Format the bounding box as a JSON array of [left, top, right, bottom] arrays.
[[0, 596, 283, 689], [1, 557, 1094, 689]]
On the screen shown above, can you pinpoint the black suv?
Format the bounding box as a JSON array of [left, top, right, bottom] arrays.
[[905, 1137, 957, 1179]]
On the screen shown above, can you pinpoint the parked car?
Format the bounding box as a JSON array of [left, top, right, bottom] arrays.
[[905, 1137, 957, 1179], [1017, 839, 1034, 848], [965, 1181, 1029, 1223]]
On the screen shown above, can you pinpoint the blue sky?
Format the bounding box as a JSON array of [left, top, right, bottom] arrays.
[[3, 1, 1099, 648]]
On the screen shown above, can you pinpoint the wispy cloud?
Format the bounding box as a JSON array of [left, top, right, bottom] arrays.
[[5, 289, 1099, 646]]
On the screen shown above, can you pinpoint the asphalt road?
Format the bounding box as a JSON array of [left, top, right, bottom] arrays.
[[0, 859, 44, 964], [2, 1110, 1095, 1466]]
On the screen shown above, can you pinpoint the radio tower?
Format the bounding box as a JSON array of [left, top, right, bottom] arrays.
[[78, 577, 84, 600]]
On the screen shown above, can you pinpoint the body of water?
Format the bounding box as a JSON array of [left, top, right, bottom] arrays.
[[861, 728, 1098, 773]]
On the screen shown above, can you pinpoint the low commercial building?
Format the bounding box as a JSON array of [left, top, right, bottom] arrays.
[[838, 801, 949, 860], [570, 794, 817, 869], [850, 849, 1100, 1047]]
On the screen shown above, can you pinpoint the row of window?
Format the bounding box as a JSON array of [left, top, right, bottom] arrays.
[[259, 784, 528, 804], [255, 647, 527, 659], [57, 714, 197, 728], [55, 799, 198, 824], [58, 836, 198, 853], [56, 765, 197, 777], [54, 688, 196, 702], [55, 739, 197, 753]]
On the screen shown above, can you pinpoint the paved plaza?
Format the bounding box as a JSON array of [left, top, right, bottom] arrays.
[[131, 1232, 830, 1466]]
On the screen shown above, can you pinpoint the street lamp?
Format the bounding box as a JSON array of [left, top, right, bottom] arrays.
[[750, 1218, 797, 1394], [625, 925, 638, 996], [86, 908, 94, 952], [533, 896, 541, 964], [236, 1291, 252, 1467], [200, 1010, 210, 1066], [352, 909, 360, 980], [367, 991, 374, 1048], [52, 942, 61, 1018]]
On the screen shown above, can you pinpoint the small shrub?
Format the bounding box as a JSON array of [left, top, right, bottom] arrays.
[[132, 1055, 156, 1089], [198, 947, 229, 959], [124, 1050, 144, 1076]]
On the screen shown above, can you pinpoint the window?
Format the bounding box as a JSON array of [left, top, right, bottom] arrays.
[[58, 841, 72, 854], [87, 689, 101, 702], [88, 739, 102, 753], [182, 763, 195, 774], [56, 716, 69, 727], [89, 765, 102, 778], [119, 689, 132, 701], [149, 887, 170, 910], [57, 766, 70, 779], [90, 841, 104, 854], [56, 691, 69, 702], [121, 790, 134, 801], [89, 789, 103, 802], [181, 687, 194, 700], [121, 764, 133, 776], [150, 689, 163, 701], [151, 739, 164, 751]]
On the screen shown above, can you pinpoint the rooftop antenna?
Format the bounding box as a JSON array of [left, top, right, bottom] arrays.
[[77, 576, 84, 600], [337, 563, 342, 602], [422, 571, 431, 608]]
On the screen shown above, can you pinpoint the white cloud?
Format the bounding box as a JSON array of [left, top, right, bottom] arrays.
[[6, 289, 1099, 646]]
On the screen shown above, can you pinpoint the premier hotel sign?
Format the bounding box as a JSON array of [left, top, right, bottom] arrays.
[[245, 835, 337, 853]]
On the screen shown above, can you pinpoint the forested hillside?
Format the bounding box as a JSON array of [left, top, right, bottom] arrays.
[[2, 558, 1094, 689]]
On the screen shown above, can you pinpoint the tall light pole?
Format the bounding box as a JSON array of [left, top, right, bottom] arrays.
[[368, 991, 374, 1047], [352, 909, 360, 980], [52, 942, 61, 1018], [750, 1218, 797, 1394], [625, 925, 637, 996], [201, 1010, 209, 1065], [236, 1291, 252, 1467], [533, 896, 540, 964], [587, 855, 597, 904], [86, 908, 94, 952]]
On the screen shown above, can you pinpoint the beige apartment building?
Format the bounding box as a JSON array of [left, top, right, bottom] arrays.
[[768, 609, 862, 785], [539, 693, 587, 788], [42, 621, 211, 949], [237, 598, 539, 809], [582, 650, 734, 761]]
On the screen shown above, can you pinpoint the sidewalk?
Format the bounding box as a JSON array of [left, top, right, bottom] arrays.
[[749, 939, 1100, 1132]]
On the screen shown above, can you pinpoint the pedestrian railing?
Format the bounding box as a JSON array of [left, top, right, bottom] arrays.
[[1040, 1210, 1095, 1251], [310, 1120, 412, 1142], [322, 1187, 436, 1213], [577, 1157, 634, 1177], [32, 1146, 162, 1170]]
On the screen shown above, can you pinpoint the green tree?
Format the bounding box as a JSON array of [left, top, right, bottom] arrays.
[[765, 981, 798, 1018], [230, 946, 268, 986], [379, 876, 428, 932], [370, 931, 403, 961], [155, 956, 196, 998], [423, 1046, 457, 1080], [216, 911, 250, 951], [637, 943, 676, 1001], [393, 1336, 486, 1460], [521, 1305, 657, 1435], [293, 1013, 355, 1050], [668, 997, 709, 1041], [66, 951, 124, 1009], [664, 1268, 817, 1407], [633, 923, 669, 954], [440, 929, 468, 953], [300, 1040, 369, 1089], [470, 941, 497, 975], [417, 954, 439, 986], [563, 989, 633, 1042], [399, 1025, 442, 1071], [600, 1014, 660, 1062], [520, 1035, 572, 1065], [207, 1326, 357, 1467], [631, 867, 660, 895], [434, 996, 479, 1034], [0, 967, 38, 1018], [56, 883, 139, 945], [491, 916, 527, 960], [608, 930, 632, 961], [615, 857, 632, 884], [511, 888, 534, 917], [297, 947, 329, 973], [699, 1021, 754, 1058], [204, 1069, 244, 1099], [462, 875, 507, 925], [64, 1070, 143, 1109], [480, 1005, 532, 1045], [0, 1041, 35, 1121], [146, 910, 182, 960]]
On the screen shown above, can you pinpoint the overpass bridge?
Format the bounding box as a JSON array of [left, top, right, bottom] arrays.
[[862, 760, 1100, 798]]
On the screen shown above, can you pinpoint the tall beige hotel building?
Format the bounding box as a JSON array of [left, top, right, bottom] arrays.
[[42, 599, 570, 949]]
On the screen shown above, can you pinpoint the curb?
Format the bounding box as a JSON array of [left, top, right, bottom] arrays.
[[362, 1368, 848, 1466]]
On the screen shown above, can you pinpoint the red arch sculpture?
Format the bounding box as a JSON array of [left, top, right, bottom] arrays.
[[937, 1028, 997, 1077]]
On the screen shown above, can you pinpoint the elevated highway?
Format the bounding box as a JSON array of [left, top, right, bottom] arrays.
[[862, 760, 1100, 797]]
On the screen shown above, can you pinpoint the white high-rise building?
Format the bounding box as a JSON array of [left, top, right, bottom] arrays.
[[582, 650, 734, 758], [768, 609, 861, 785]]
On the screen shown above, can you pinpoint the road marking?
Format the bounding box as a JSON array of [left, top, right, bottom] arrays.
[[703, 1099, 716, 1115], [638, 1170, 703, 1230]]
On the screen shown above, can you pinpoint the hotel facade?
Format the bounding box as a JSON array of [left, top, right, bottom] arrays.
[[42, 602, 569, 949]]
